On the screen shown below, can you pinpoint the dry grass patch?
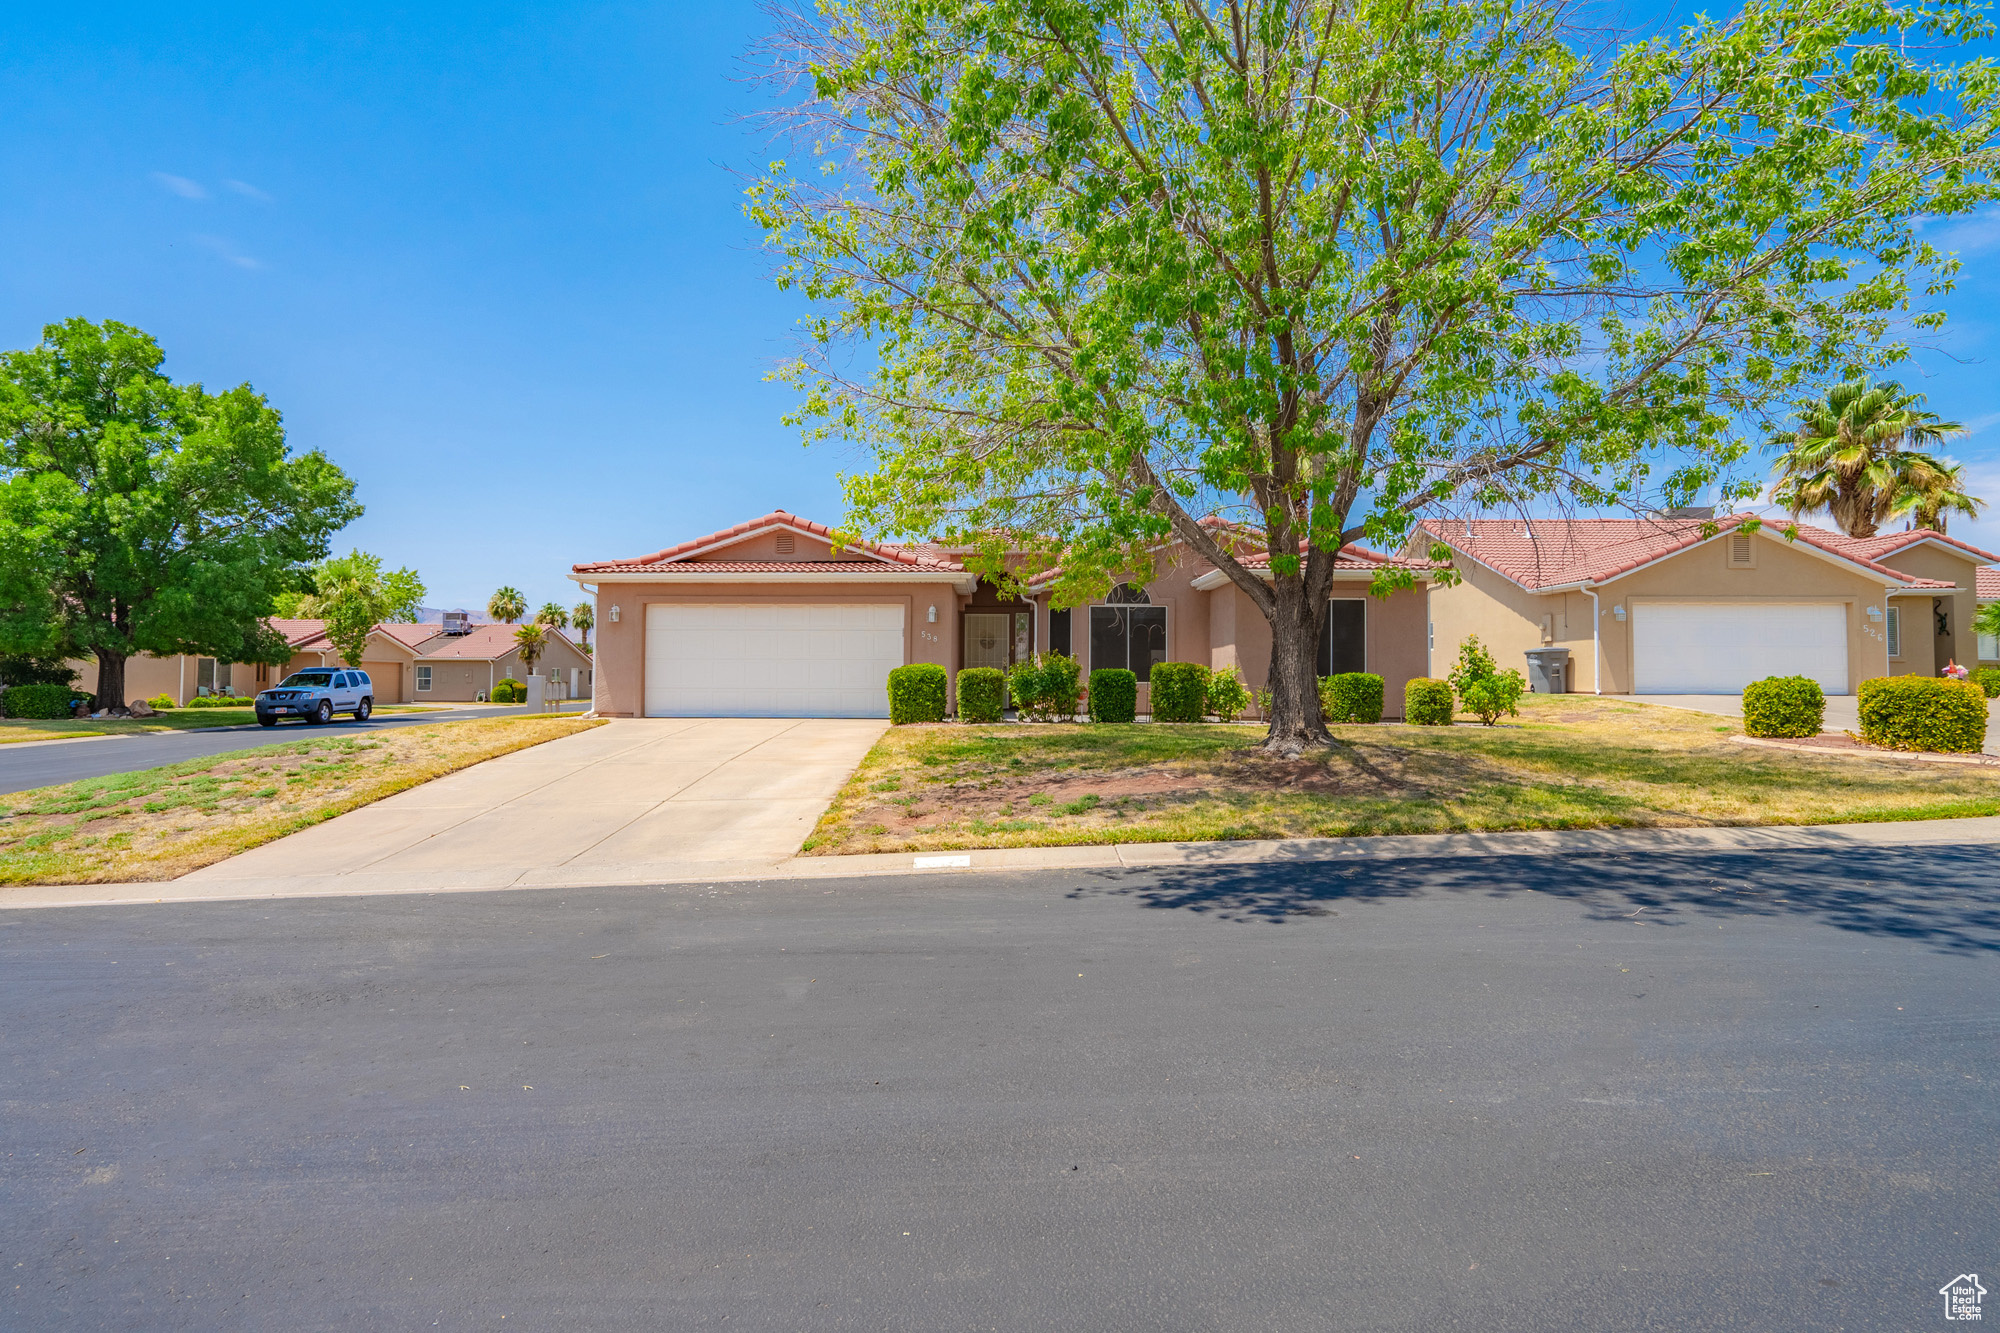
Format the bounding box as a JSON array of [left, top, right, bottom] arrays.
[[803, 695, 2000, 855], [0, 715, 605, 884]]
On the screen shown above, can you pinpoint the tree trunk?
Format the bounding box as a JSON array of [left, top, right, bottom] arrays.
[[1259, 577, 1334, 756], [93, 649, 127, 714]]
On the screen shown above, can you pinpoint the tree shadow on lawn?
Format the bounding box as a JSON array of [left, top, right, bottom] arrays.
[[1065, 843, 2000, 955]]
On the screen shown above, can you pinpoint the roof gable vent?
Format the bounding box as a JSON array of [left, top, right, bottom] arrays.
[[1728, 533, 1755, 568], [775, 532, 796, 555]]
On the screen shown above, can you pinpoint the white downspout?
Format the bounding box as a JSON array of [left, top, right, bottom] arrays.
[[1584, 585, 1603, 694]]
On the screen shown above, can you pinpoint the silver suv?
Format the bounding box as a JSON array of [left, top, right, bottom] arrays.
[[255, 669, 374, 727]]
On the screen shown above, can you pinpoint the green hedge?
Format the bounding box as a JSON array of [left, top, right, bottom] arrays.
[[149, 693, 177, 710], [1087, 668, 1137, 723], [1972, 666, 2000, 700], [1007, 653, 1081, 722], [1741, 675, 1824, 738], [1318, 672, 1384, 724], [1149, 662, 1211, 722], [1206, 666, 1251, 723], [489, 677, 526, 704], [184, 694, 248, 708], [1857, 675, 1989, 752], [1405, 677, 1454, 726], [888, 663, 947, 724], [957, 667, 1005, 723], [1, 683, 90, 719]]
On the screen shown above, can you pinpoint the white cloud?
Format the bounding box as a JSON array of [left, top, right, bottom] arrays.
[[192, 234, 261, 269], [150, 172, 207, 199], [223, 178, 272, 202], [1918, 206, 2000, 257]]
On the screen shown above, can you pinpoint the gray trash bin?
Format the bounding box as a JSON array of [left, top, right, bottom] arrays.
[[1523, 648, 1570, 694]]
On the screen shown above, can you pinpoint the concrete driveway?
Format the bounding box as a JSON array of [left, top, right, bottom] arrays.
[[1629, 692, 2000, 755], [178, 718, 886, 894]]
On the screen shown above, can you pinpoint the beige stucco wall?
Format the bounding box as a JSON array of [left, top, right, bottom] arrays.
[[1873, 543, 1983, 675], [585, 581, 959, 718], [412, 635, 593, 704], [1425, 559, 1596, 692]]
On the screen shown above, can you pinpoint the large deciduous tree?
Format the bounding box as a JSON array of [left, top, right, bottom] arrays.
[[751, 0, 1999, 751], [0, 319, 360, 709]]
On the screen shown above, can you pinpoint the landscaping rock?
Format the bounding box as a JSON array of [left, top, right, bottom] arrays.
[[126, 700, 157, 718]]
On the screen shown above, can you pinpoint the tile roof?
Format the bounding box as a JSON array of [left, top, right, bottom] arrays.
[[569, 560, 937, 576], [269, 617, 331, 648], [1980, 567, 1999, 600], [1419, 515, 1964, 591], [413, 622, 580, 661], [573, 511, 963, 574], [374, 622, 444, 650], [1236, 543, 1444, 573], [1812, 529, 2000, 566]]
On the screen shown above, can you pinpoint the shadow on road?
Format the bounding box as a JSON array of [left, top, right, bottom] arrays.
[[1065, 843, 2000, 954]]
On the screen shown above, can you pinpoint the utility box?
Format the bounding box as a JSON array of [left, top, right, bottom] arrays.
[[1524, 648, 1570, 694], [525, 674, 546, 711]]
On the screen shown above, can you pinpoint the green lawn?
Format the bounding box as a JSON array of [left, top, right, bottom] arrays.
[[0, 703, 448, 744], [0, 714, 605, 884], [803, 695, 2000, 854]]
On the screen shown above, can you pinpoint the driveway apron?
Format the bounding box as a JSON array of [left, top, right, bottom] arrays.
[[176, 718, 887, 893]]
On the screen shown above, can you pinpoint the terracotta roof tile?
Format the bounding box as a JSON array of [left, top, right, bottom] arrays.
[[569, 560, 933, 575], [268, 617, 330, 648], [573, 511, 963, 574], [1814, 528, 2000, 566], [1236, 544, 1444, 573], [1980, 567, 1999, 600], [375, 623, 443, 650], [1419, 516, 1966, 591], [414, 623, 578, 661]]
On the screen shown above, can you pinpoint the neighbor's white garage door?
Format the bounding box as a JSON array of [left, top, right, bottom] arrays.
[[1631, 602, 1848, 695], [644, 603, 905, 718]]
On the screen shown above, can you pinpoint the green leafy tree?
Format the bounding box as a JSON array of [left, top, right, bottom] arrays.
[[535, 602, 569, 631], [1770, 378, 1965, 536], [0, 319, 359, 706], [751, 0, 2000, 752], [488, 586, 527, 624], [1446, 636, 1526, 726], [281, 550, 427, 667], [1975, 600, 2000, 641], [513, 622, 547, 678], [571, 600, 595, 645]]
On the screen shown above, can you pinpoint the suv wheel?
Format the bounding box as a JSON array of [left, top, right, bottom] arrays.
[[355, 698, 372, 721], [256, 713, 278, 728], [310, 699, 332, 725]]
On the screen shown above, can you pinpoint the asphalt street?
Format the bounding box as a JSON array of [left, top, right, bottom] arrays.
[[3, 844, 1995, 1331], [0, 700, 594, 795]]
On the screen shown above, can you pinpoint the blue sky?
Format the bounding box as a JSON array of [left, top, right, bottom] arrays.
[[2, 3, 1997, 619]]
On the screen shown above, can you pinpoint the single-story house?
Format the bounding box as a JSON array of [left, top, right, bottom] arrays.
[[72, 618, 592, 708], [570, 510, 1437, 719], [1413, 515, 1998, 695], [1981, 566, 1999, 667]]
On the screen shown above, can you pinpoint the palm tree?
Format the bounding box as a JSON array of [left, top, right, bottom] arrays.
[[488, 586, 527, 624], [571, 601, 594, 645], [535, 602, 569, 631], [513, 623, 547, 676], [1887, 456, 1985, 534], [1769, 378, 1963, 537]]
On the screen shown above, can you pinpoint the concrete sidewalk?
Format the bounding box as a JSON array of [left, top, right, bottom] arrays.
[[9, 812, 1998, 911]]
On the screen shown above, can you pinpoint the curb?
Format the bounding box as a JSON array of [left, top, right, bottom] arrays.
[[7, 813, 1999, 912]]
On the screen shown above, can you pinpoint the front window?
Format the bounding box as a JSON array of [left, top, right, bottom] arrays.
[[280, 672, 334, 689], [416, 666, 432, 692], [1886, 607, 1902, 659], [1089, 605, 1167, 681]]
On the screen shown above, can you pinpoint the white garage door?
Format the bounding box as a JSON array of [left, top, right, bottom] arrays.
[[1632, 602, 1848, 695], [644, 603, 906, 717]]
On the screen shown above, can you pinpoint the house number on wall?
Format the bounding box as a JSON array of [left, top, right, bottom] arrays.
[[918, 629, 940, 644]]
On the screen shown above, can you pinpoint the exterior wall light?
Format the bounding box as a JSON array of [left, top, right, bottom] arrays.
[[609, 604, 621, 623], [1866, 606, 1883, 621], [928, 605, 938, 623], [1612, 605, 1626, 621]]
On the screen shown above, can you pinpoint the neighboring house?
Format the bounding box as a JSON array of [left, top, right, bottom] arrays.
[[70, 619, 592, 707], [1414, 515, 1997, 695], [570, 510, 1439, 719], [1980, 566, 1999, 666]]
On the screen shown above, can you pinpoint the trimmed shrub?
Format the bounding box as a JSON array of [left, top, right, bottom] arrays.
[[1405, 677, 1455, 726], [1319, 672, 1385, 724], [957, 667, 1005, 723], [149, 693, 177, 710], [1, 682, 89, 719], [1206, 666, 1251, 723], [1087, 668, 1137, 723], [1857, 675, 1989, 752], [1972, 666, 2000, 700], [1149, 662, 1211, 722], [887, 663, 947, 724], [184, 694, 249, 708], [1741, 675, 1825, 738], [1007, 652, 1081, 722], [489, 677, 525, 704]]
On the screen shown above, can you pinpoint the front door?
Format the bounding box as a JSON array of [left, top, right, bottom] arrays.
[[964, 613, 1011, 673]]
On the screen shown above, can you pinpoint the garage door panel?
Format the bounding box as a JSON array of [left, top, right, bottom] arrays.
[[1633, 603, 1848, 695], [645, 603, 906, 718]]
